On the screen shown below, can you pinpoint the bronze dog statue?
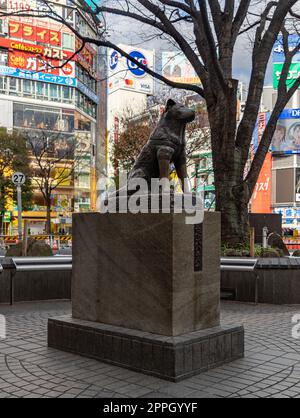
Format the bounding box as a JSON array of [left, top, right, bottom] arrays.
[[129, 99, 195, 192]]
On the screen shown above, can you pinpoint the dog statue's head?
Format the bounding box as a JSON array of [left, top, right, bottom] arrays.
[[164, 99, 195, 123]]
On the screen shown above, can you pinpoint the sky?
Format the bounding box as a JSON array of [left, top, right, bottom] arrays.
[[104, 1, 275, 89]]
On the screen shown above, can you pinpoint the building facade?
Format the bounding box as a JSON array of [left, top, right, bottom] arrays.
[[0, 0, 101, 235], [106, 44, 155, 179], [254, 87, 300, 235]]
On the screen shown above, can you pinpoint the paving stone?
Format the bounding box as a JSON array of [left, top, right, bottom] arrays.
[[1, 300, 300, 398]]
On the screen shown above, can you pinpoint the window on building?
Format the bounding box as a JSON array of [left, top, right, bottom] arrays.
[[9, 77, 19, 95], [35, 81, 46, 99], [23, 79, 33, 97], [49, 84, 59, 101], [0, 49, 7, 65], [0, 76, 6, 93], [63, 7, 75, 25], [62, 33, 74, 50], [77, 173, 90, 189], [62, 86, 73, 103], [199, 158, 207, 170], [0, 18, 8, 36], [62, 111, 74, 132]]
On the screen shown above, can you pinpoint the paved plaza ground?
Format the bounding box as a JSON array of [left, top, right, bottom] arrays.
[[0, 300, 300, 398]]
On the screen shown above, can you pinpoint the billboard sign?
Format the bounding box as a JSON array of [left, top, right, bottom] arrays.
[[0, 65, 98, 102], [77, 80, 99, 104], [273, 35, 300, 63], [9, 21, 61, 46], [253, 112, 270, 152], [273, 34, 300, 90], [0, 65, 77, 86], [251, 152, 272, 214], [108, 44, 154, 95], [273, 62, 300, 89], [272, 109, 300, 153], [0, 38, 73, 61], [162, 51, 200, 84], [9, 51, 60, 74]]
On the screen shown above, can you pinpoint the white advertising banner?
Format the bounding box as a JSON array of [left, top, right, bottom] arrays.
[[108, 44, 154, 95]]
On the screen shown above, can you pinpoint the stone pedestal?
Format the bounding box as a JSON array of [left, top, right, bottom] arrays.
[[48, 212, 244, 381]]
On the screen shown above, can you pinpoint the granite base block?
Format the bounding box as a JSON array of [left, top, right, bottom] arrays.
[[48, 315, 244, 382]]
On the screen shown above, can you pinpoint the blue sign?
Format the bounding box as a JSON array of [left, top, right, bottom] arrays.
[[0, 66, 99, 104], [110, 51, 119, 71], [77, 80, 99, 104], [252, 112, 270, 152], [272, 108, 300, 154], [273, 35, 300, 63], [127, 50, 148, 77], [0, 66, 76, 87], [279, 108, 300, 120]]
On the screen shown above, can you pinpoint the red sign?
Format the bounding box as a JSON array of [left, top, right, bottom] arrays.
[[60, 62, 74, 76], [75, 38, 97, 77], [9, 21, 61, 46], [0, 38, 74, 61], [9, 51, 60, 75], [251, 153, 272, 214]]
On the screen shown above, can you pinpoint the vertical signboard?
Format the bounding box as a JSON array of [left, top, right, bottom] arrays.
[[251, 153, 272, 213], [253, 112, 270, 152], [273, 34, 300, 90]]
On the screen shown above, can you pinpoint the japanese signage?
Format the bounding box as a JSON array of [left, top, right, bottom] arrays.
[[75, 38, 97, 78], [0, 65, 77, 86], [273, 35, 300, 64], [253, 112, 270, 152], [9, 21, 61, 46], [0, 38, 75, 79], [273, 35, 300, 90], [9, 51, 60, 74], [0, 65, 98, 103], [77, 80, 99, 104], [274, 207, 300, 223], [0, 38, 73, 60], [251, 153, 272, 214], [273, 62, 300, 90], [162, 51, 200, 84]]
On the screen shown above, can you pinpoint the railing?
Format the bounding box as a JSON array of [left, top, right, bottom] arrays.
[[221, 258, 258, 271], [2, 256, 72, 305], [220, 258, 259, 303]]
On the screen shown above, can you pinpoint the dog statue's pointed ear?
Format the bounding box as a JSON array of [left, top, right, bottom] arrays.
[[165, 99, 176, 112]]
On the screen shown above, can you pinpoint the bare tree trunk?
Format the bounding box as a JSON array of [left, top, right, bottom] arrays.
[[209, 88, 250, 246], [215, 176, 250, 246]]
